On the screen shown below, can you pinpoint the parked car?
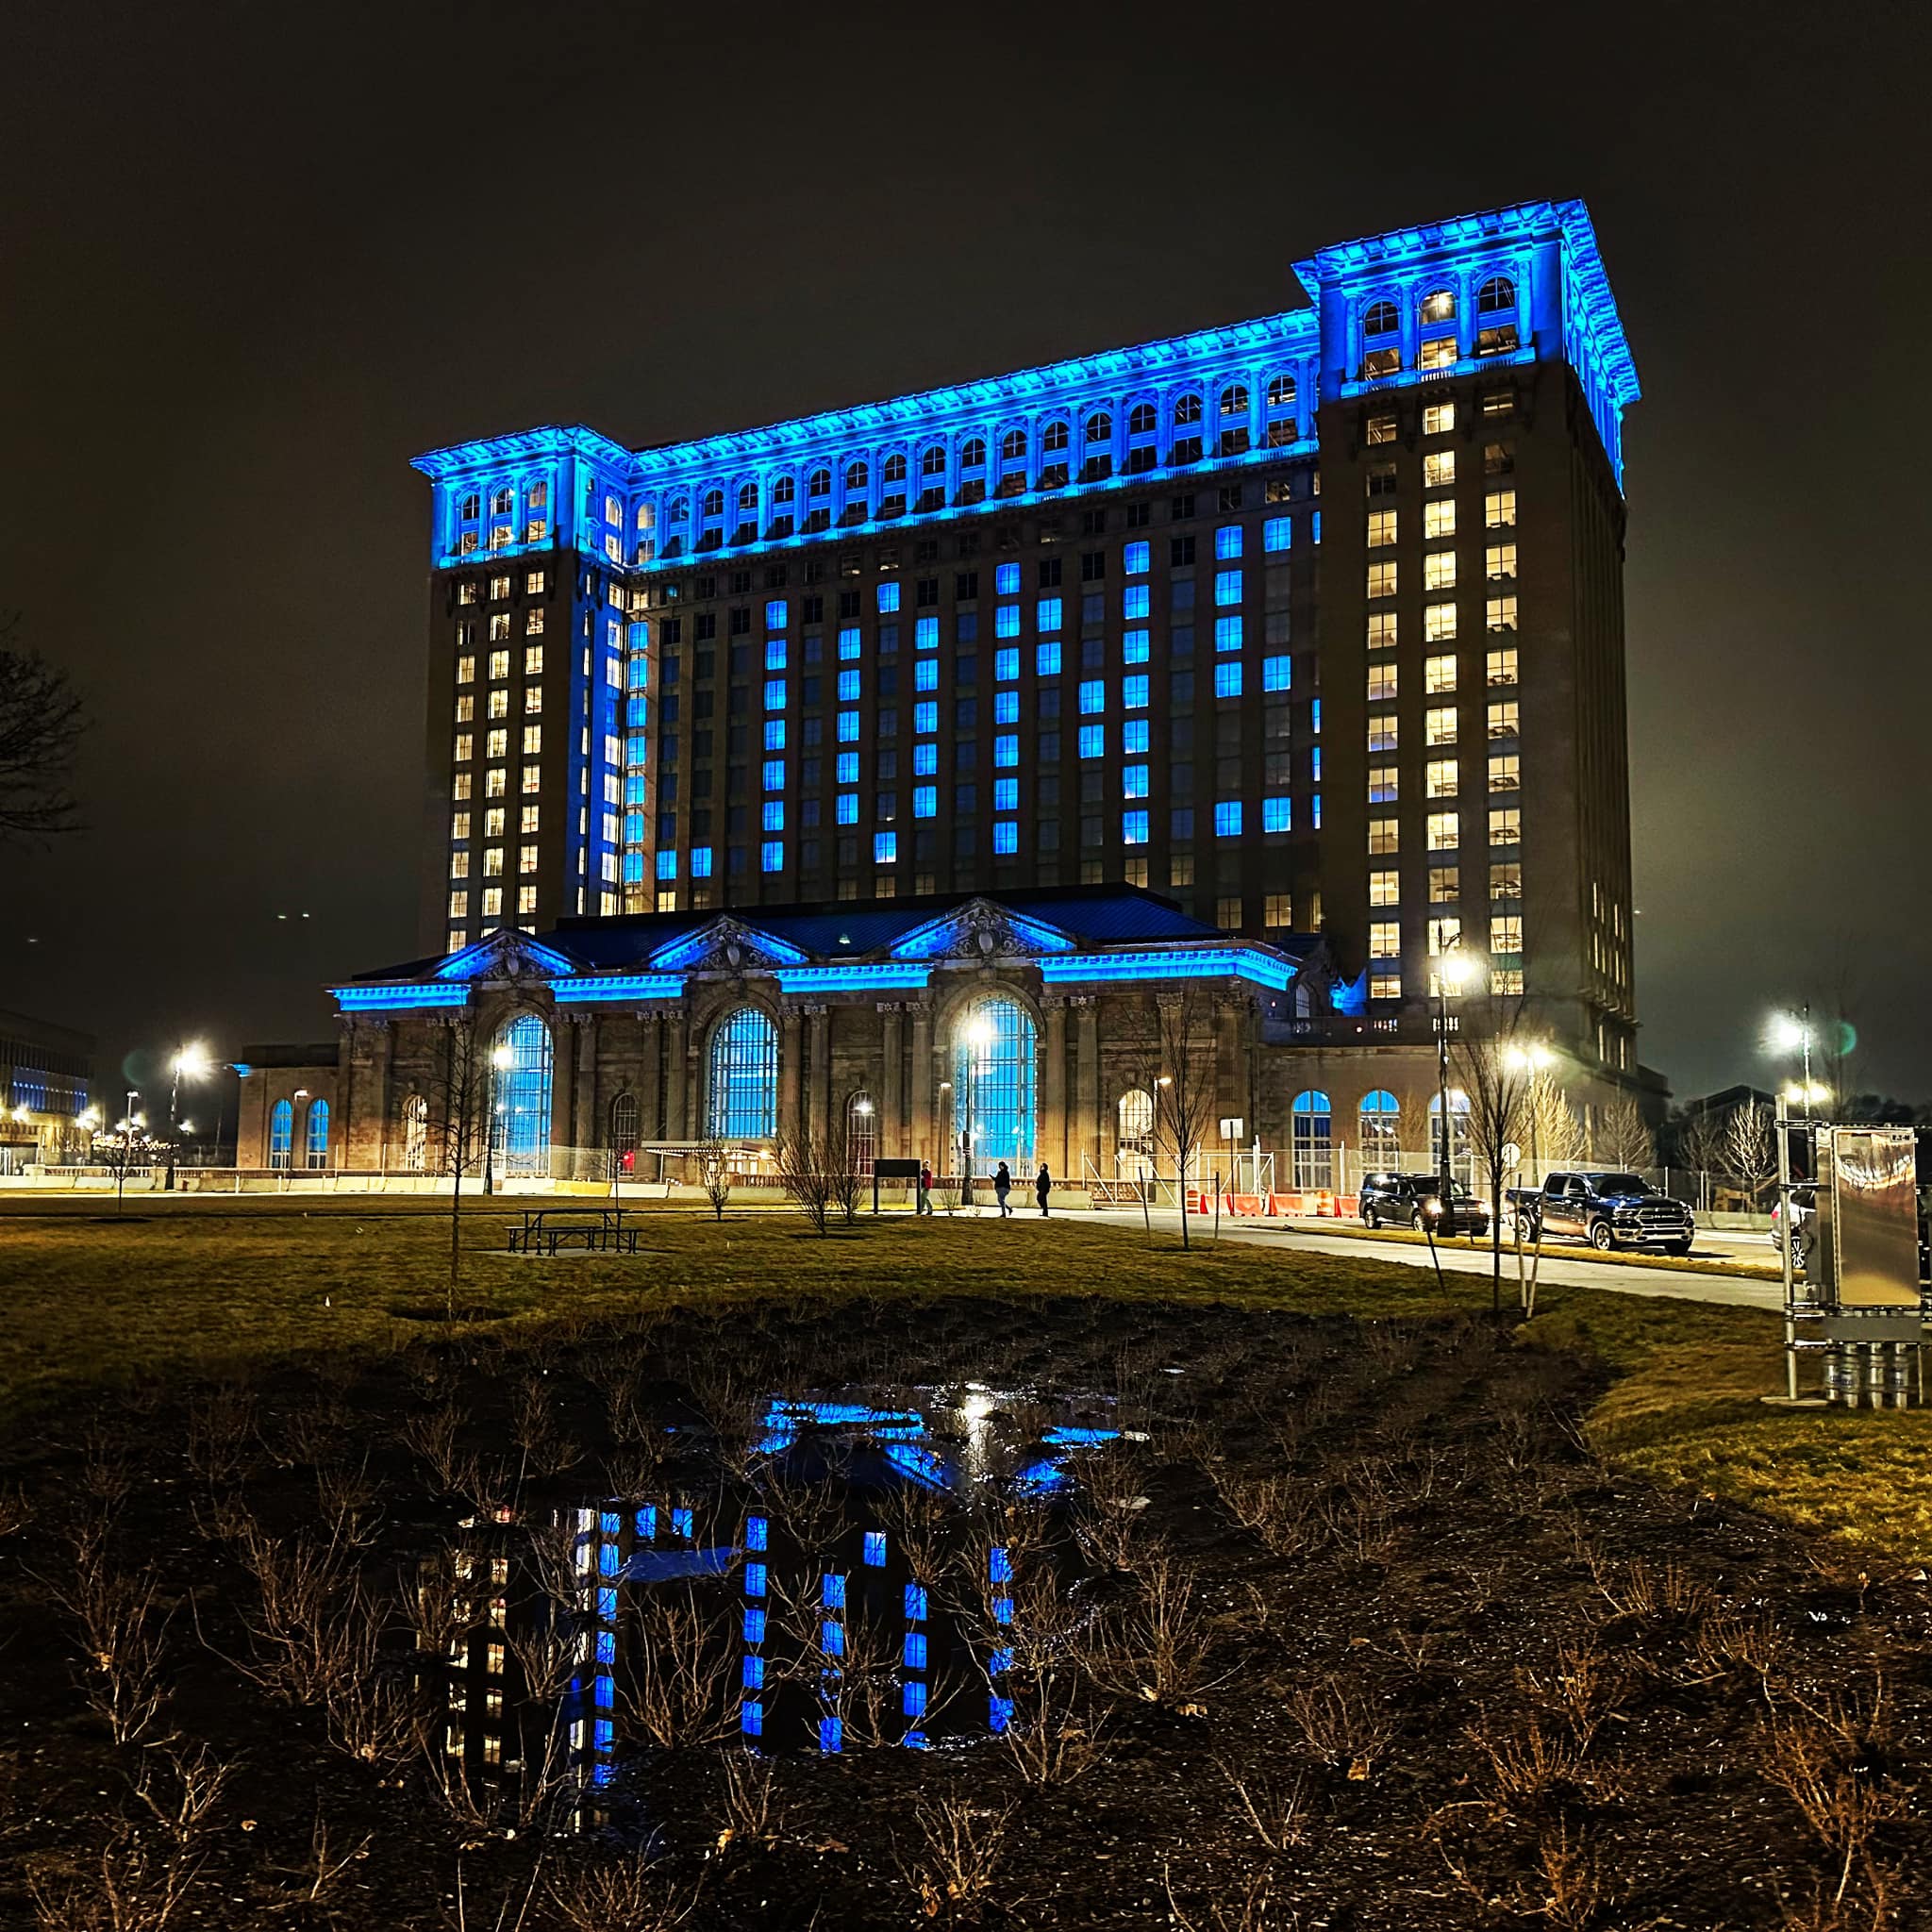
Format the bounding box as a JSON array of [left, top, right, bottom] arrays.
[[1358, 1172, 1491, 1237], [1506, 1171, 1695, 1254], [1769, 1185, 1816, 1265]]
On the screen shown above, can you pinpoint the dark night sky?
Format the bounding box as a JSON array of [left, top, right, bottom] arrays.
[[4, 1, 1927, 1108]]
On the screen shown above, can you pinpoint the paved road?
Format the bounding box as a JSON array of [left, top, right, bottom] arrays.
[[1087, 1208, 1788, 1311]]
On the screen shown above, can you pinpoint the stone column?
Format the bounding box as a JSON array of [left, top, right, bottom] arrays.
[[878, 1004, 904, 1158], [571, 1014, 598, 1170], [806, 1005, 830, 1141], [779, 1005, 804, 1142], [664, 1012, 688, 1141], [909, 1001, 934, 1161], [1073, 996, 1099, 1180], [367, 1019, 393, 1172], [638, 1012, 662, 1141], [1041, 997, 1068, 1177]]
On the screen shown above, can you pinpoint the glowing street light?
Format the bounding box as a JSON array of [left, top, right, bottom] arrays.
[[483, 1043, 516, 1195], [1432, 941, 1481, 1204], [1767, 1008, 1820, 1117]]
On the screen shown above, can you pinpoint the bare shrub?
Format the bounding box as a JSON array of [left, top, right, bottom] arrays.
[[1091, 1557, 1222, 1707], [262, 1810, 373, 1914], [0, 1484, 32, 1538], [714, 1750, 785, 1853], [28, 1827, 203, 1932], [1471, 1715, 1586, 1808], [399, 1403, 467, 1492], [1593, 1554, 1712, 1624], [314, 1455, 383, 1551], [776, 1131, 835, 1235], [625, 1589, 735, 1748], [1217, 1757, 1308, 1853], [129, 1744, 231, 1848], [899, 1794, 1017, 1924], [183, 1390, 256, 1488], [45, 1524, 175, 1746], [539, 1850, 702, 1932], [994, 1661, 1108, 1789], [1163, 1865, 1291, 1932], [1287, 1673, 1394, 1778], [1213, 1472, 1323, 1558], [1515, 1637, 1626, 1752]]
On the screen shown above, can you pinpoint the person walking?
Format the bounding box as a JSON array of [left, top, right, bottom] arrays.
[[917, 1161, 933, 1215], [1035, 1162, 1052, 1216], [993, 1161, 1013, 1218]]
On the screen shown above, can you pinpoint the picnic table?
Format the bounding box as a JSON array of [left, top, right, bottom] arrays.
[[505, 1207, 643, 1256]]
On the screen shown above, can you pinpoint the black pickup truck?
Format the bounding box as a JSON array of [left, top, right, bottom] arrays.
[[1506, 1171, 1695, 1254]]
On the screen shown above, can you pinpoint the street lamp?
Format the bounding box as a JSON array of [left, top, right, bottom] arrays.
[[1768, 1009, 1820, 1118], [484, 1043, 515, 1195], [1433, 944, 1479, 1203], [168, 1043, 216, 1137]]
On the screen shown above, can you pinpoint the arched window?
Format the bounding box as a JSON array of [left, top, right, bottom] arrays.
[[1477, 275, 1516, 313], [1041, 420, 1070, 454], [708, 1007, 778, 1141], [1000, 427, 1027, 464], [490, 1013, 554, 1177], [920, 442, 947, 477], [843, 458, 869, 496], [1430, 1090, 1473, 1186], [1358, 1090, 1401, 1163], [954, 997, 1036, 1175], [1219, 382, 1249, 420], [1419, 287, 1457, 324], [1127, 401, 1158, 437], [491, 486, 514, 514], [958, 436, 986, 470], [667, 495, 690, 527], [1266, 373, 1298, 410], [1291, 1091, 1333, 1190], [402, 1094, 428, 1172], [1117, 1089, 1155, 1181], [1084, 409, 1113, 444], [635, 500, 656, 531], [1172, 392, 1202, 426], [882, 452, 908, 485], [1363, 300, 1399, 335], [303, 1098, 330, 1170], [845, 1092, 876, 1178], [609, 1092, 639, 1174], [807, 467, 831, 498], [701, 486, 724, 521], [771, 474, 796, 507], [736, 480, 758, 514], [269, 1098, 293, 1170]]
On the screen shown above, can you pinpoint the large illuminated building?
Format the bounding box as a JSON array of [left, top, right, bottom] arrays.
[[240, 198, 1652, 1179]]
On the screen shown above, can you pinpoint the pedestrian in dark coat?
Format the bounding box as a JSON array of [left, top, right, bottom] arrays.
[[993, 1161, 1013, 1217], [1035, 1163, 1052, 1215]]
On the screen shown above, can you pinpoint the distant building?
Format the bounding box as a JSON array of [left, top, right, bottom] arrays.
[[0, 1008, 94, 1171]]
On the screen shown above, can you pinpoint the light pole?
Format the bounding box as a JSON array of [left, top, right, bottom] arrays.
[[1432, 943, 1477, 1203], [1768, 1009, 1819, 1119], [1503, 1041, 1554, 1187], [484, 1043, 514, 1196]]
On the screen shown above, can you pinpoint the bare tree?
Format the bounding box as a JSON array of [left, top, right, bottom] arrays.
[[775, 1131, 834, 1235], [1453, 998, 1540, 1321], [1523, 1073, 1586, 1175], [1121, 989, 1220, 1252], [693, 1135, 733, 1223], [422, 1008, 493, 1314], [1592, 1094, 1655, 1171], [825, 1111, 864, 1227], [1672, 1108, 1726, 1209], [0, 625, 86, 845], [1723, 1100, 1776, 1209]]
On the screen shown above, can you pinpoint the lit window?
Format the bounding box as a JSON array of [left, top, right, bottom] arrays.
[[1424, 401, 1456, 435], [1486, 543, 1518, 582], [1428, 917, 1463, 957], [995, 604, 1021, 639], [524, 644, 543, 675], [1423, 450, 1456, 489], [1424, 551, 1457, 591], [1367, 713, 1397, 752], [1122, 809, 1149, 845], [1124, 628, 1149, 663], [1124, 675, 1149, 708], [1425, 758, 1458, 797], [838, 627, 861, 660], [1369, 869, 1399, 908], [993, 734, 1018, 766], [1424, 655, 1457, 694], [994, 648, 1019, 681], [1367, 560, 1397, 599], [1214, 801, 1242, 837], [874, 831, 896, 863], [842, 709, 864, 741], [1428, 866, 1459, 904], [1262, 656, 1291, 692], [1424, 602, 1457, 643], [993, 819, 1018, 855], [1214, 661, 1242, 698], [1425, 706, 1458, 745], [1124, 719, 1149, 754], [1487, 701, 1519, 739], [1078, 725, 1105, 758], [1418, 337, 1457, 373], [1426, 811, 1459, 850], [1262, 796, 1291, 833], [1123, 585, 1151, 621], [1214, 617, 1243, 652], [763, 679, 787, 710], [1368, 765, 1398, 804], [1124, 541, 1150, 574], [1263, 516, 1291, 552], [1213, 570, 1242, 607], [836, 794, 857, 824], [1491, 914, 1524, 953], [1078, 680, 1105, 714], [1367, 662, 1398, 701], [1368, 817, 1399, 855], [1488, 754, 1521, 791], [1489, 807, 1522, 845], [913, 787, 936, 818], [1485, 490, 1517, 529], [1215, 525, 1243, 559], [1366, 413, 1397, 445], [1491, 861, 1523, 899], [915, 616, 939, 650], [522, 724, 542, 755], [760, 841, 784, 873], [1487, 648, 1519, 686], [876, 580, 900, 613], [1368, 920, 1400, 959], [1367, 509, 1397, 548], [1486, 596, 1519, 633], [1036, 641, 1061, 675]]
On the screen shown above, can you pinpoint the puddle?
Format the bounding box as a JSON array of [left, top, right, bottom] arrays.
[[426, 1384, 1128, 1807]]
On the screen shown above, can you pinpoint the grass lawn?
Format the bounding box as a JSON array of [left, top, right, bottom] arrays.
[[2, 1196, 1927, 1560]]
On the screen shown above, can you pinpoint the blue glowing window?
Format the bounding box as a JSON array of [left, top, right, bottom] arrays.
[[598, 1587, 618, 1622], [993, 734, 1019, 767], [874, 831, 897, 863], [760, 840, 784, 872], [822, 1574, 846, 1609], [839, 710, 860, 741], [863, 1530, 887, 1566], [691, 846, 713, 877], [744, 1561, 767, 1597], [903, 1681, 928, 1719], [1123, 809, 1149, 845], [1078, 680, 1105, 715], [1312, 698, 1322, 732], [623, 852, 644, 884], [592, 1674, 615, 1711], [765, 598, 788, 628], [995, 561, 1020, 595], [819, 1715, 842, 1754], [990, 1645, 1013, 1675], [1124, 719, 1149, 754], [1215, 661, 1244, 699], [742, 1655, 764, 1690], [745, 1514, 768, 1551], [1312, 792, 1323, 827], [905, 1584, 928, 1621], [837, 626, 861, 660], [625, 811, 647, 845], [741, 1700, 763, 1736], [822, 1620, 844, 1656], [877, 580, 900, 613], [990, 1547, 1012, 1584], [915, 658, 938, 691], [1124, 540, 1150, 575], [1264, 516, 1291, 553], [709, 1008, 777, 1141], [995, 604, 1020, 639], [1263, 796, 1292, 832], [1036, 596, 1062, 632], [763, 679, 787, 710], [599, 1543, 619, 1576], [743, 1607, 767, 1643], [1078, 725, 1105, 758], [1124, 628, 1150, 664], [904, 1632, 927, 1669], [836, 752, 858, 783], [994, 691, 1019, 724], [762, 758, 785, 791], [636, 1505, 657, 1539], [596, 1628, 616, 1664], [994, 648, 1019, 681], [1215, 617, 1243, 652], [1311, 747, 1322, 779], [1214, 570, 1243, 607], [1217, 525, 1243, 560], [838, 670, 860, 701], [993, 820, 1018, 855], [1036, 641, 1061, 676], [1124, 764, 1149, 799], [990, 1694, 1014, 1732], [1124, 585, 1151, 620], [914, 702, 938, 734], [1263, 655, 1291, 691], [627, 656, 649, 690], [765, 641, 787, 670], [762, 802, 784, 832], [993, 777, 1018, 810], [1215, 800, 1243, 837], [672, 1506, 693, 1538], [1313, 510, 1322, 544], [1124, 675, 1149, 708], [764, 720, 786, 751], [915, 616, 939, 650], [992, 1595, 1013, 1625], [913, 742, 937, 774], [912, 786, 937, 818], [595, 1718, 614, 1748], [656, 850, 677, 881], [836, 793, 858, 824]]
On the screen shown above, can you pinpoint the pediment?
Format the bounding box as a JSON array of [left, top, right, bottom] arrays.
[[647, 916, 808, 975], [432, 931, 580, 983], [888, 898, 1077, 964]]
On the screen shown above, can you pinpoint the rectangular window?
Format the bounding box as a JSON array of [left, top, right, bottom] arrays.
[[1424, 601, 1457, 643], [1485, 489, 1518, 529], [1123, 675, 1149, 708], [1425, 706, 1458, 745], [1262, 655, 1291, 692], [1426, 811, 1459, 850], [1491, 861, 1523, 899], [1486, 542, 1517, 581], [1423, 450, 1456, 489], [1263, 515, 1291, 552], [1121, 809, 1149, 845], [993, 733, 1018, 766], [1367, 713, 1397, 752], [1423, 401, 1456, 435], [1488, 753, 1521, 791], [1369, 868, 1399, 907], [1424, 551, 1457, 591], [1367, 661, 1397, 702], [1486, 595, 1519, 633], [1123, 585, 1150, 620], [1486, 648, 1519, 686], [913, 787, 936, 818], [1487, 700, 1519, 738], [1262, 795, 1291, 833], [913, 702, 937, 734], [1124, 540, 1150, 574], [1366, 611, 1397, 650], [1368, 816, 1399, 855], [1424, 654, 1457, 694], [1036, 596, 1062, 632], [1368, 920, 1400, 959], [1428, 916, 1463, 958], [1489, 807, 1522, 845], [1078, 679, 1105, 714], [1036, 641, 1061, 676], [1077, 724, 1105, 758], [1365, 413, 1397, 445], [1368, 765, 1398, 804], [1424, 500, 1457, 541], [1428, 865, 1459, 903], [1425, 758, 1458, 797], [1123, 628, 1150, 663], [1366, 560, 1397, 599], [1214, 800, 1242, 838], [1366, 508, 1397, 548], [1214, 616, 1243, 652]]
